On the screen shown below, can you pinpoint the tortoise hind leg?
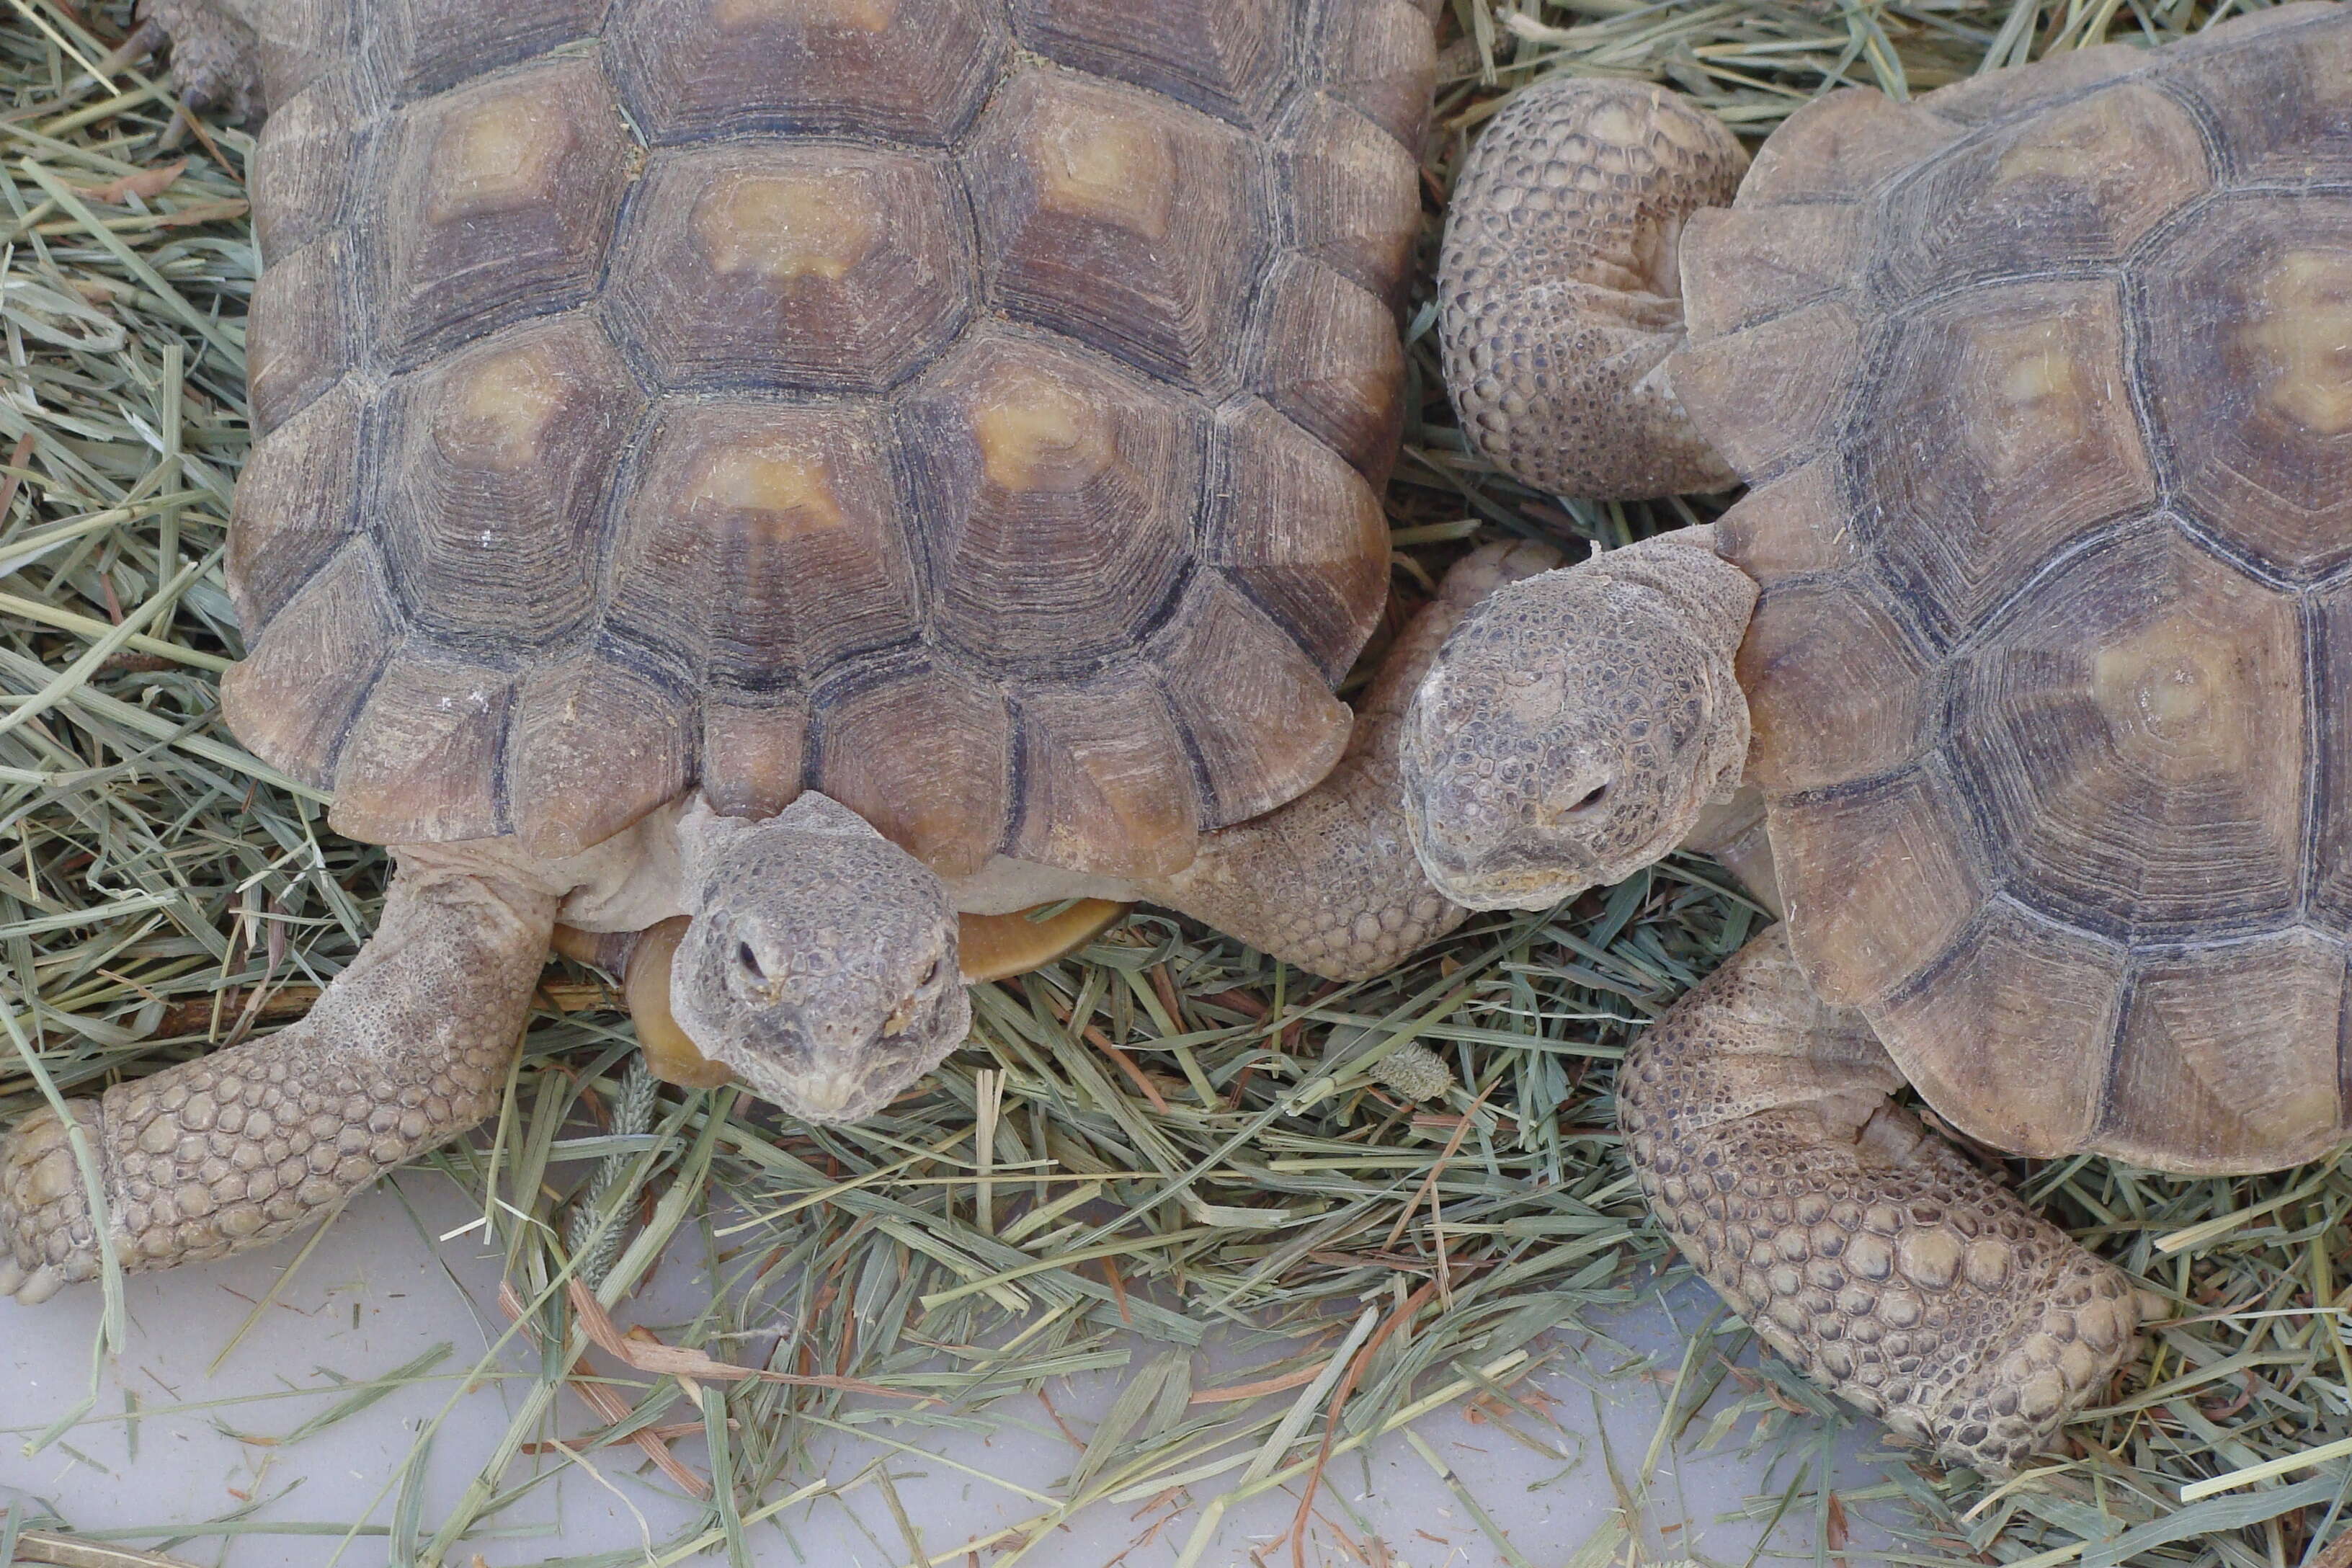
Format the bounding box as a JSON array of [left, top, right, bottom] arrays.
[[1618, 928, 2144, 1474], [1139, 540, 1559, 981], [0, 849, 555, 1303]]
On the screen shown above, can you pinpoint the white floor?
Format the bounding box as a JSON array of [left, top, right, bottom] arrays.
[[1, 1174, 1905, 1567]]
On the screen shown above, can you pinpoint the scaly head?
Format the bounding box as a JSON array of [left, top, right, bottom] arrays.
[[669, 793, 967, 1123], [1399, 535, 1756, 911]]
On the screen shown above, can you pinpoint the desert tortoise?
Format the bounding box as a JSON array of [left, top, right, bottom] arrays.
[[1402, 4, 2352, 1471], [0, 0, 1528, 1306]]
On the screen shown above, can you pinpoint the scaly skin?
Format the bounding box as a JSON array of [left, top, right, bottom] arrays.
[[1617, 930, 2144, 1473], [0, 855, 553, 1301], [1144, 540, 1562, 980], [1438, 77, 1747, 499]]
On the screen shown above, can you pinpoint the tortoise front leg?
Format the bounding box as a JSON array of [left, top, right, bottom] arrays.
[[1618, 929, 2144, 1474], [1140, 540, 1559, 981], [0, 850, 554, 1304], [1440, 77, 1747, 499]]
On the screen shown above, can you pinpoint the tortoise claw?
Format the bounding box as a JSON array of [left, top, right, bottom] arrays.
[[0, 1257, 67, 1305], [12, 1264, 65, 1305]]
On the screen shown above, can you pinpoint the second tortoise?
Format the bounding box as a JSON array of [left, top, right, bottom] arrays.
[[1407, 3, 2352, 1471]]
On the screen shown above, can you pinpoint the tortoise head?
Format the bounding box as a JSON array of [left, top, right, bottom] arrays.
[[1400, 537, 1757, 911], [669, 793, 967, 1123]]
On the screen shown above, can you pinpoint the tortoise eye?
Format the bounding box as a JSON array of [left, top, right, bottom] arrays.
[[737, 942, 765, 980]]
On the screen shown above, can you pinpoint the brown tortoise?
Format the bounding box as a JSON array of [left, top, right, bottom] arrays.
[[1399, 4, 2352, 1472], [0, 0, 1546, 1306]]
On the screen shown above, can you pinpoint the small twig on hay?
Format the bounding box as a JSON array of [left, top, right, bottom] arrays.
[[566, 1280, 918, 1400], [74, 156, 181, 204], [499, 1281, 712, 1500], [1087, 1023, 1171, 1113], [1190, 1353, 1332, 1406], [0, 430, 36, 521], [1099, 1252, 1133, 1325]]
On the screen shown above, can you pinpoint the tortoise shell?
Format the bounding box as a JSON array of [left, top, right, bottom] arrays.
[[1674, 3, 2352, 1174], [220, 0, 1436, 880]]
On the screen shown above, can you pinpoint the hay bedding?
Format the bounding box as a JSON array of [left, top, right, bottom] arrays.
[[0, 0, 2348, 1563]]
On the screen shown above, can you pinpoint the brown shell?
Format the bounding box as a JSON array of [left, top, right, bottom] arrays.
[[222, 0, 1435, 881], [1675, 4, 2352, 1173]]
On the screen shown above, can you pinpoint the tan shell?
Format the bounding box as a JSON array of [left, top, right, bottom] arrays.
[[1674, 4, 2352, 1173], [222, 0, 1435, 880]]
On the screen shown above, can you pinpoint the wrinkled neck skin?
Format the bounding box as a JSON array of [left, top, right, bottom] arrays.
[[1401, 526, 1760, 912]]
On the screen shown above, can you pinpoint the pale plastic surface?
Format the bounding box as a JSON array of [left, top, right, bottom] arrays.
[[1, 1172, 1900, 1566]]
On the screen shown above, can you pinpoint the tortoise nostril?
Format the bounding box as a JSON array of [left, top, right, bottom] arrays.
[[1563, 782, 1610, 815]]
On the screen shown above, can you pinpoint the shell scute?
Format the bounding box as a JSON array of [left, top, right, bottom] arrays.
[[1872, 901, 2123, 1157], [2302, 581, 2352, 930], [507, 649, 693, 858], [1283, 94, 1421, 304], [701, 693, 811, 821], [812, 656, 1012, 877], [228, 383, 363, 633], [608, 0, 1005, 145], [2108, 930, 2350, 1172], [967, 69, 1264, 391], [244, 236, 354, 435], [374, 57, 635, 368], [1012, 674, 1202, 878], [901, 331, 1199, 674], [1853, 276, 2156, 643], [249, 74, 371, 262], [1872, 83, 2211, 295], [250, 0, 360, 108], [2141, 191, 2352, 578], [384, 0, 604, 97], [2165, 4, 2352, 184], [1946, 523, 2307, 939], [1770, 763, 1989, 1009], [1202, 398, 1389, 682], [329, 655, 514, 844], [609, 142, 972, 395], [1149, 579, 1352, 825], [221, 541, 399, 792], [1308, 0, 1436, 149], [380, 314, 645, 659], [1737, 571, 1933, 797], [1735, 88, 1960, 208], [610, 400, 920, 684], [1249, 254, 1406, 480], [1680, 202, 1867, 339], [1912, 41, 2151, 126], [1012, 0, 1298, 125], [1669, 295, 1861, 478]]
